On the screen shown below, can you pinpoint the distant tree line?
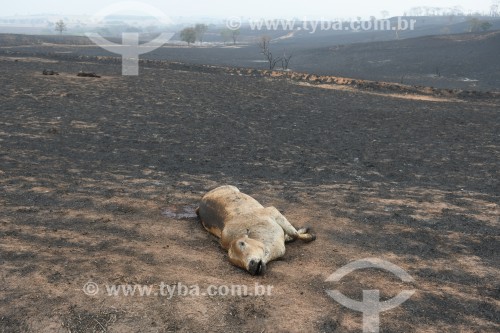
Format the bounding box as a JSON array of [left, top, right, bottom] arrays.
[[404, 4, 499, 17], [179, 23, 211, 45], [220, 28, 240, 45], [405, 6, 465, 16], [179, 24, 209, 45], [180, 23, 241, 46]]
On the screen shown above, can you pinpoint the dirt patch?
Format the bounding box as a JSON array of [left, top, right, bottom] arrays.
[[0, 55, 499, 332], [295, 82, 464, 103]]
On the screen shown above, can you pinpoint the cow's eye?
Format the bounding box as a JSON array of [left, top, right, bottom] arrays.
[[239, 241, 245, 248]]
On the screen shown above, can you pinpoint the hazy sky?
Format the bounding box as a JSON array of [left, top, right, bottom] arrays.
[[1, 0, 495, 18]]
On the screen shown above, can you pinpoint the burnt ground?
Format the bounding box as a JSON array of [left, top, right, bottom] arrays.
[[0, 54, 499, 333]]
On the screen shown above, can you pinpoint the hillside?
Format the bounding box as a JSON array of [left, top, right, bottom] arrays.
[[291, 30, 500, 90]]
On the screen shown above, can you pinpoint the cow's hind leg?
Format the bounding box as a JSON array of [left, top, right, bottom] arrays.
[[265, 207, 316, 242]]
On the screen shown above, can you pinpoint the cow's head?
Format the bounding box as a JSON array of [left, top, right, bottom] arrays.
[[228, 235, 267, 275]]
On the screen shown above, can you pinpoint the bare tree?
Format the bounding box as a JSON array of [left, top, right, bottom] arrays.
[[231, 29, 240, 45], [452, 6, 464, 16], [194, 23, 208, 44], [55, 20, 67, 35], [491, 4, 499, 17], [259, 36, 281, 70], [280, 50, 293, 71], [393, 23, 401, 39]]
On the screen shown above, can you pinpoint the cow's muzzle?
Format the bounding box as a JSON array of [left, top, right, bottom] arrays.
[[248, 259, 266, 275]]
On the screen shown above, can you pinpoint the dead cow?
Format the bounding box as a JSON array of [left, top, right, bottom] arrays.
[[197, 185, 316, 275]]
